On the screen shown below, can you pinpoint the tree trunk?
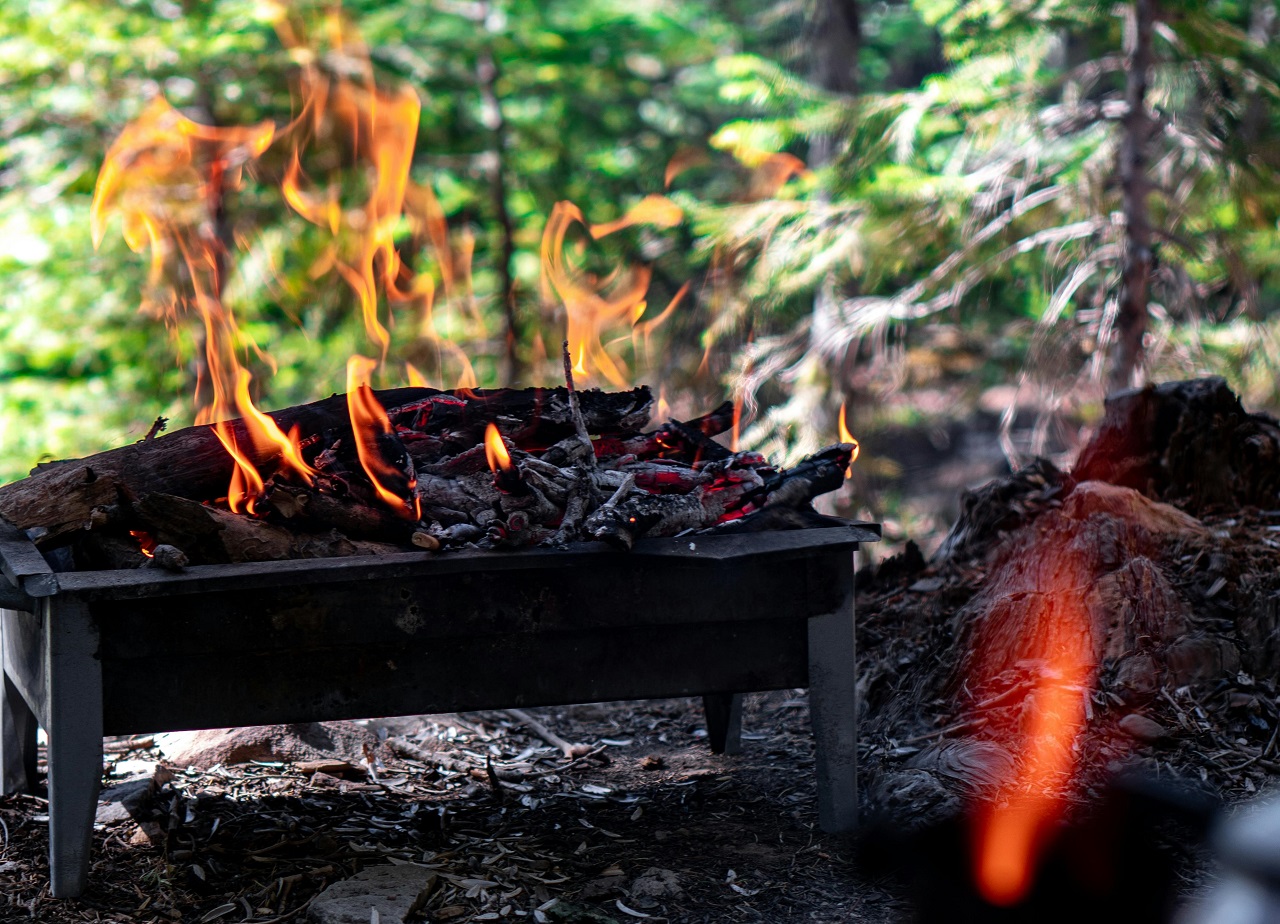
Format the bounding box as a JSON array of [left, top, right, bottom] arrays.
[[478, 2, 520, 384], [1110, 0, 1157, 392]]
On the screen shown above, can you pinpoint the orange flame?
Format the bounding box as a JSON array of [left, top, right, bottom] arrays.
[[274, 10, 423, 360], [484, 422, 513, 473], [91, 97, 317, 512], [129, 530, 157, 558], [273, 6, 477, 387], [541, 195, 684, 388], [346, 355, 420, 520], [837, 402, 861, 476], [731, 395, 743, 452]]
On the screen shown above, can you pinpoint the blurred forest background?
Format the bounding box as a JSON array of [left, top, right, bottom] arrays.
[[2, 0, 1278, 550]]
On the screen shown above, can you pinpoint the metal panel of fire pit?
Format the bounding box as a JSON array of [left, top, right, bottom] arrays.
[[0, 523, 877, 897]]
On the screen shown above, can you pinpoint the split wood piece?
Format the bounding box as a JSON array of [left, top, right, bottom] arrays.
[[0, 385, 650, 548], [592, 400, 736, 461], [504, 708, 591, 759], [388, 385, 652, 447], [0, 464, 123, 547], [264, 483, 411, 542], [583, 446, 847, 549], [560, 340, 596, 470], [128, 493, 403, 565]]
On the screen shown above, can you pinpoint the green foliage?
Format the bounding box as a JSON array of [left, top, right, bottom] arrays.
[[699, 0, 1280, 463]]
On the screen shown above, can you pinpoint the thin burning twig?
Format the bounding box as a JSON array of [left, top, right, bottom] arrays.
[[561, 339, 596, 471]]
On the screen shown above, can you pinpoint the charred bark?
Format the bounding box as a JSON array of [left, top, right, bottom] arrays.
[[0, 385, 651, 545]]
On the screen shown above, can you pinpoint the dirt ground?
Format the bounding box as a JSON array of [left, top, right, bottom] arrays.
[[0, 694, 908, 924]]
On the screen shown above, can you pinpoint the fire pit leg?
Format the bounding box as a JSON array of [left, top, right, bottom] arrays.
[[807, 584, 857, 833], [702, 693, 743, 755], [44, 598, 103, 899], [1, 614, 39, 795]]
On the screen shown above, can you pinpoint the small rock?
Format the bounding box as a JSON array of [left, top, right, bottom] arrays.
[[577, 873, 626, 900], [1118, 713, 1169, 743], [1112, 653, 1159, 702], [639, 755, 664, 771], [309, 865, 436, 924], [908, 576, 945, 593], [95, 776, 159, 826], [629, 867, 682, 908]]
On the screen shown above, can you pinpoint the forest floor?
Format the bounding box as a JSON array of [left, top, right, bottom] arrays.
[[1, 696, 906, 924]]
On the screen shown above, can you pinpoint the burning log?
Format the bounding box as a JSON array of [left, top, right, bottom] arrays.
[[0, 386, 652, 549]]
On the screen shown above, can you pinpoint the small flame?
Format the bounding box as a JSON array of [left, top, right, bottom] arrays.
[[655, 387, 670, 422], [731, 395, 743, 452], [129, 529, 157, 558], [837, 402, 860, 475], [405, 362, 432, 389], [484, 422, 513, 473], [346, 355, 420, 519], [588, 194, 683, 238]]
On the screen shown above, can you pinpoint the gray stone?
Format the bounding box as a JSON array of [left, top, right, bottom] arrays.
[[95, 778, 155, 826], [309, 865, 436, 924]]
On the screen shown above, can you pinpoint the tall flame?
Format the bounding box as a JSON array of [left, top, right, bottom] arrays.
[[837, 402, 860, 476], [345, 355, 420, 520], [541, 195, 683, 387], [91, 97, 315, 512]]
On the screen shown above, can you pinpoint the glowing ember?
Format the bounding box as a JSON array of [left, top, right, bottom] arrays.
[[484, 422, 513, 473], [346, 355, 420, 520], [129, 529, 157, 558]]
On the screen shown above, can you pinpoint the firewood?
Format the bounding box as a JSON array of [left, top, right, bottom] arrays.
[[0, 463, 124, 546], [263, 483, 411, 542], [0, 385, 652, 547], [584, 491, 707, 550]]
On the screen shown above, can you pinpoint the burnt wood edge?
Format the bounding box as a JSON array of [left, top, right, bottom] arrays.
[[0, 517, 48, 605], [43, 524, 879, 602]]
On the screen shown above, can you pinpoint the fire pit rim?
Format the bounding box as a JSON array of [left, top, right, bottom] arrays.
[[0, 522, 879, 604]]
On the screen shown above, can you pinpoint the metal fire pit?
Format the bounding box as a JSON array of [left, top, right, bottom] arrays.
[[0, 522, 877, 897]]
